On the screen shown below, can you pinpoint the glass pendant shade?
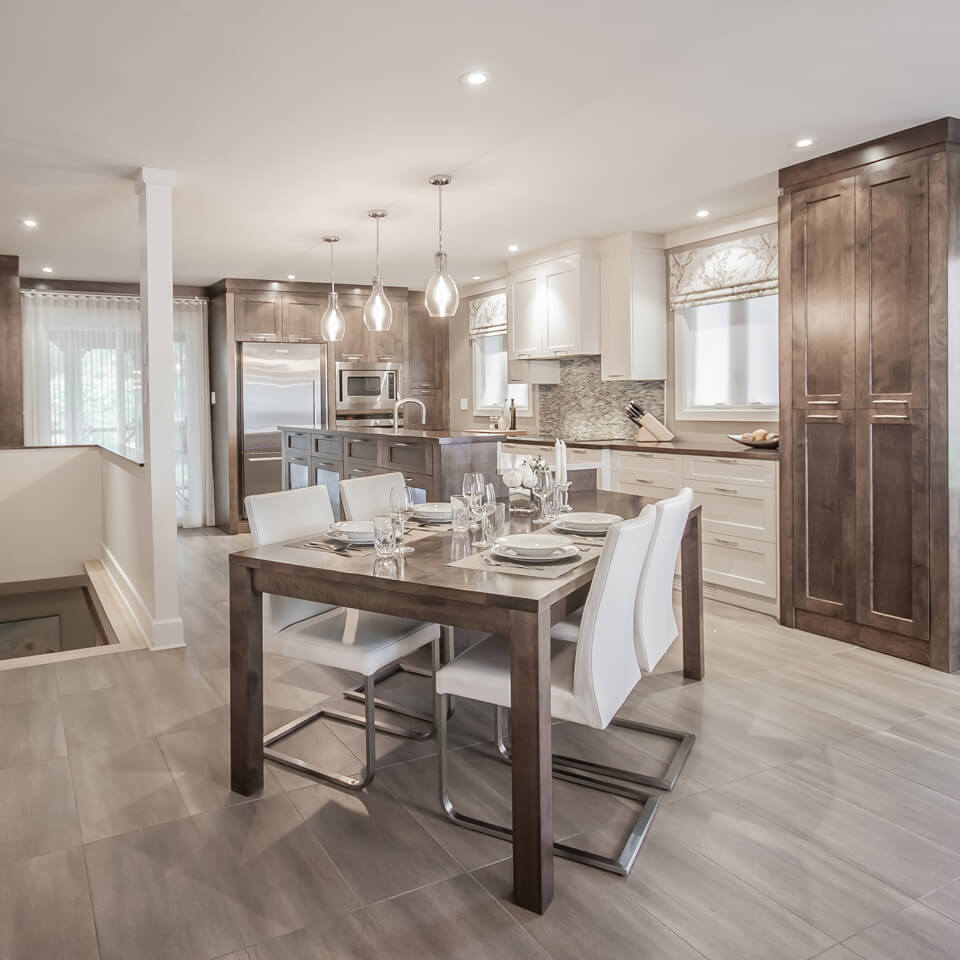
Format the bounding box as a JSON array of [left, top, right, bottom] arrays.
[[321, 291, 346, 342], [363, 276, 393, 331], [424, 251, 460, 318]]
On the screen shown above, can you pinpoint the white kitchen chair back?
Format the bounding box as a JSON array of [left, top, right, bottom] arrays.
[[634, 487, 693, 672], [339, 471, 406, 521], [245, 485, 337, 632], [572, 505, 656, 729]]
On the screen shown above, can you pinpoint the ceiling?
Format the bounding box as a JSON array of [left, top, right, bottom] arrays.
[[1, 0, 958, 287]]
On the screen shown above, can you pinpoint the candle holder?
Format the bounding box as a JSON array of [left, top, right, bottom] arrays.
[[556, 481, 573, 512]]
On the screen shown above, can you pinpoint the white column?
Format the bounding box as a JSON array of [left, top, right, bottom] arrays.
[[135, 167, 183, 649]]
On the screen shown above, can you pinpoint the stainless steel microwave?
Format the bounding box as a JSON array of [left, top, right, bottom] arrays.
[[335, 361, 401, 412]]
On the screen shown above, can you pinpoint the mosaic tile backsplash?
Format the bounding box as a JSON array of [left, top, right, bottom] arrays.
[[537, 357, 665, 440]]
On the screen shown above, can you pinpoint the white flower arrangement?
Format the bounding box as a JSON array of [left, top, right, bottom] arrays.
[[502, 455, 547, 491]]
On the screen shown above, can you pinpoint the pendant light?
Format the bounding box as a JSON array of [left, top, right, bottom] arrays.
[[424, 174, 460, 318], [362, 210, 393, 331], [320, 236, 346, 342]]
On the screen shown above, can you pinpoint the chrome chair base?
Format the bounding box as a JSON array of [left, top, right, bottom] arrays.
[[263, 636, 441, 790], [439, 692, 660, 876], [495, 706, 696, 793]]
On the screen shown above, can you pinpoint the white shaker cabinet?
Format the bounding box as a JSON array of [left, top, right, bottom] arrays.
[[507, 241, 600, 361], [599, 233, 666, 381]]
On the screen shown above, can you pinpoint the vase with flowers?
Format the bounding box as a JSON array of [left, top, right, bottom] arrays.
[[502, 454, 549, 515]]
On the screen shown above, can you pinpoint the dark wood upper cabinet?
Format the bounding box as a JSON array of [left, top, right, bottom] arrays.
[[366, 298, 403, 362], [855, 408, 929, 639], [792, 410, 857, 622], [405, 297, 446, 392], [280, 294, 326, 343], [790, 179, 856, 410], [334, 296, 367, 362], [234, 292, 281, 341], [855, 156, 929, 409]]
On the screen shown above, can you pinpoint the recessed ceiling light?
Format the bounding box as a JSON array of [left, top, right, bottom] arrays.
[[21, 218, 38, 228], [507, 244, 519, 253], [696, 210, 710, 218], [287, 274, 295, 280], [471, 275, 481, 280], [41, 266, 53, 273], [795, 137, 816, 148], [460, 70, 489, 86]]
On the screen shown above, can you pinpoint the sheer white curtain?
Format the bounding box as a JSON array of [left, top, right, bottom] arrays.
[[22, 291, 215, 527]]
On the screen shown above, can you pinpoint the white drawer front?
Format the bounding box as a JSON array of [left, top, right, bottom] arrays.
[[683, 456, 776, 489], [567, 446, 603, 465], [701, 533, 777, 598], [689, 480, 776, 543], [611, 451, 683, 487], [611, 476, 678, 501]]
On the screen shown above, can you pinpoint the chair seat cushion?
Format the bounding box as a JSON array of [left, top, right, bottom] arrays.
[[435, 634, 591, 727], [268, 608, 439, 676], [551, 608, 583, 643]]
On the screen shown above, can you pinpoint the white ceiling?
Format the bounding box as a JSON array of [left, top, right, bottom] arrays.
[[0, 0, 958, 287]]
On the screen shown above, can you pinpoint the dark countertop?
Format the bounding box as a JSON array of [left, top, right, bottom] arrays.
[[500, 434, 779, 461], [278, 425, 502, 445]]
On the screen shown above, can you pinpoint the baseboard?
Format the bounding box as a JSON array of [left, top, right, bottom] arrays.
[[673, 576, 778, 616], [100, 545, 184, 650]]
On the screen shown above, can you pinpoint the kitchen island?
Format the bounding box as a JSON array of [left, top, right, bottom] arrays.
[[278, 424, 505, 518]]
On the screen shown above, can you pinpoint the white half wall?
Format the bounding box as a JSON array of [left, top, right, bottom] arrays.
[[0, 447, 102, 583]]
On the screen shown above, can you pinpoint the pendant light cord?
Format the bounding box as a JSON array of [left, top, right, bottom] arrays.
[[437, 183, 444, 254], [329, 242, 336, 293], [376, 217, 382, 275]]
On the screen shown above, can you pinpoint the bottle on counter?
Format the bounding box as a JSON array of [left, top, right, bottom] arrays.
[[502, 398, 511, 430], [509, 398, 517, 431]]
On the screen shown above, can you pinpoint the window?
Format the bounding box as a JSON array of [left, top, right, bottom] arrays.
[[468, 291, 529, 416], [674, 294, 778, 421]]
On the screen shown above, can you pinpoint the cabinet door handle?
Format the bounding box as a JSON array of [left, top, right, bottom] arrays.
[[352, 468, 370, 475], [341, 354, 363, 361], [714, 536, 740, 546], [251, 335, 269, 341], [713, 486, 739, 494]]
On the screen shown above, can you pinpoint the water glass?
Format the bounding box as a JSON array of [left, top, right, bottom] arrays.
[[389, 484, 416, 555], [482, 502, 506, 547], [463, 472, 485, 527], [450, 495, 470, 532], [374, 515, 395, 557], [532, 468, 555, 525]]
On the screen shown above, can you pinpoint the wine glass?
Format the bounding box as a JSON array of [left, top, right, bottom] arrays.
[[389, 484, 416, 555], [462, 472, 484, 528], [473, 482, 498, 547], [531, 468, 555, 525]]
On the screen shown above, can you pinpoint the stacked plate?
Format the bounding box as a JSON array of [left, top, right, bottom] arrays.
[[552, 512, 623, 537], [491, 533, 580, 565], [325, 520, 376, 546], [412, 502, 453, 524]]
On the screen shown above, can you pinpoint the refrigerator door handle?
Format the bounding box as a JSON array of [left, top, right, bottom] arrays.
[[313, 378, 327, 428]]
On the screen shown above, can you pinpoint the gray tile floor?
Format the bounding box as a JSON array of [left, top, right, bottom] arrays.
[[2, 527, 960, 959]]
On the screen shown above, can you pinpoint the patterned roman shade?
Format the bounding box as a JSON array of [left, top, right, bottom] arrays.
[[669, 227, 778, 308], [468, 291, 507, 340]]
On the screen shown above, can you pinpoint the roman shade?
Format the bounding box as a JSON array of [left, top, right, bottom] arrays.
[[468, 291, 507, 340]]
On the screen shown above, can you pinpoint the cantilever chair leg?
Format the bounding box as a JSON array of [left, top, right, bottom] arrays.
[[439, 692, 659, 876], [494, 705, 696, 793], [265, 674, 377, 789]]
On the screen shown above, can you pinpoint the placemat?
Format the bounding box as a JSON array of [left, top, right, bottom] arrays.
[[446, 545, 600, 579], [547, 524, 609, 546]]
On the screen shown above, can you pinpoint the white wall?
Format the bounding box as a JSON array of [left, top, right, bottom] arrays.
[[0, 447, 103, 583]]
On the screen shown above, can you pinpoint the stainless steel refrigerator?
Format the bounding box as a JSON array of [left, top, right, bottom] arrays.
[[239, 342, 328, 515]]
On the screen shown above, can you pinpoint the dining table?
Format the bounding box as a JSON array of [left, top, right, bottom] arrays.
[[228, 488, 704, 915]]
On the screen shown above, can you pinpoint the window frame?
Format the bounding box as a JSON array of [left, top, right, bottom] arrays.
[[672, 294, 779, 423], [471, 331, 531, 416]]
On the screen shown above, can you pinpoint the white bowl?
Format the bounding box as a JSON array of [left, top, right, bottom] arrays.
[[413, 502, 453, 521], [495, 533, 573, 558], [493, 543, 580, 564], [555, 512, 622, 533], [328, 520, 376, 542]]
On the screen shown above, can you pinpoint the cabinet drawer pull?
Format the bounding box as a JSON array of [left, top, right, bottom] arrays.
[[808, 399, 839, 405], [713, 458, 739, 464], [633, 478, 655, 485], [377, 356, 394, 361], [873, 414, 909, 420], [714, 536, 740, 546], [352, 468, 370, 475], [249, 456, 283, 462], [713, 486, 739, 494], [251, 335, 269, 341], [341, 354, 363, 361], [872, 399, 908, 404], [807, 414, 839, 420], [390, 442, 412, 447]]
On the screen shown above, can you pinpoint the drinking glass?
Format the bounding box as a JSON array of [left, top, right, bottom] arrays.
[[374, 515, 395, 558], [450, 495, 470, 532], [472, 483, 498, 547], [482, 502, 506, 548], [462, 472, 485, 528], [532, 469, 555, 525], [389, 484, 416, 555]]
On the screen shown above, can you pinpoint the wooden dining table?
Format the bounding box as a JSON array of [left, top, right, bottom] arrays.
[[228, 489, 704, 915]]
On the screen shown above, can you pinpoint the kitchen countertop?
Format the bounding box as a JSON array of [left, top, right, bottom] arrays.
[[499, 434, 780, 461], [277, 425, 502, 445]]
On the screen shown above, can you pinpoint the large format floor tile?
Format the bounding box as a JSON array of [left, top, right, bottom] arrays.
[[0, 698, 67, 769], [0, 662, 60, 704], [843, 902, 960, 960]]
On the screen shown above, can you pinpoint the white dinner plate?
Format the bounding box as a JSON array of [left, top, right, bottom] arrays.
[[413, 502, 453, 522], [495, 532, 573, 558], [328, 520, 376, 542], [492, 543, 580, 564], [325, 529, 376, 546], [554, 512, 622, 533]]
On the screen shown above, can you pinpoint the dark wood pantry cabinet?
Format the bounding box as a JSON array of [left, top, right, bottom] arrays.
[[779, 118, 960, 670]]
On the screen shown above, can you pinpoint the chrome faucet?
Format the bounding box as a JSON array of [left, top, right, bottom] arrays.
[[393, 397, 427, 431]]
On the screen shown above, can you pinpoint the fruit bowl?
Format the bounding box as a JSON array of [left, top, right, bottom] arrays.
[[728, 432, 780, 449]]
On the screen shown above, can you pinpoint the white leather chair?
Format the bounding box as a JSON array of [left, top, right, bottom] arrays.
[[339, 471, 406, 521], [434, 507, 661, 875], [246, 485, 441, 789], [542, 488, 697, 792]]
